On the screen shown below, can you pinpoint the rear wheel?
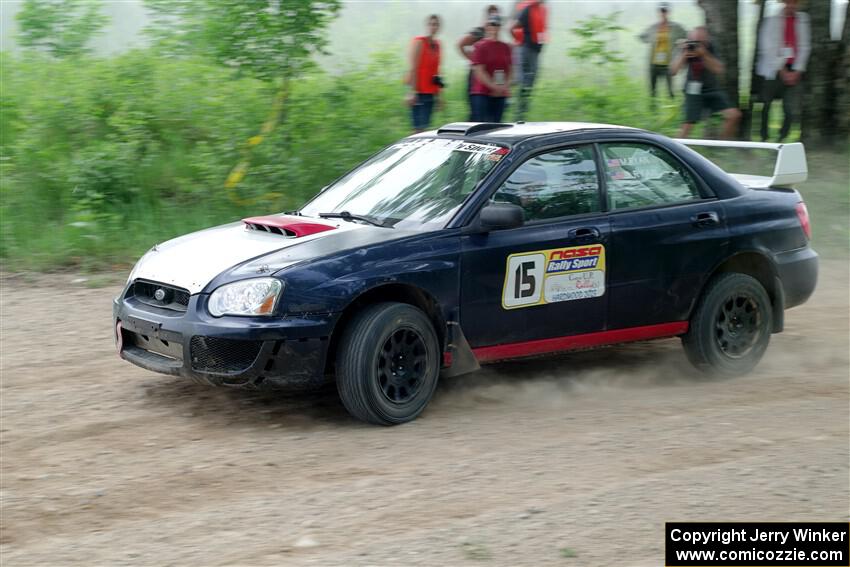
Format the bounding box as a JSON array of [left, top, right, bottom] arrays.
[[682, 273, 773, 376], [336, 302, 440, 425]]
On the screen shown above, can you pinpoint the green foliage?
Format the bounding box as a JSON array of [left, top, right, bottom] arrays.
[[559, 546, 579, 558], [567, 11, 626, 69], [143, 0, 342, 82], [2, 49, 844, 271], [15, 0, 108, 58]]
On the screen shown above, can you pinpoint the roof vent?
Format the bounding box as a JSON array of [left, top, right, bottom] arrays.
[[436, 122, 512, 136]]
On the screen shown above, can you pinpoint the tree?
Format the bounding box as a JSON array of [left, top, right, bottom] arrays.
[[568, 12, 625, 71], [15, 0, 108, 58], [836, 1, 850, 148], [144, 0, 342, 205], [144, 0, 341, 82], [698, 0, 740, 109], [800, 0, 842, 147]]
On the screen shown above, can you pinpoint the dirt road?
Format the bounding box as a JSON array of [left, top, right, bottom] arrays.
[[1, 262, 848, 566]]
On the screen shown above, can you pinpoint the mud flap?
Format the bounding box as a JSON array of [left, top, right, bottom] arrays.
[[772, 275, 784, 333], [441, 321, 480, 378]]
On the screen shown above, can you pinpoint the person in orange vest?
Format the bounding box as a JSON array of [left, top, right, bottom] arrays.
[[458, 5, 501, 120], [510, 0, 547, 121], [406, 15, 444, 133]]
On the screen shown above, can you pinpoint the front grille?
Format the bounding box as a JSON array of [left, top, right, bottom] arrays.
[[128, 280, 191, 312], [190, 336, 263, 374]]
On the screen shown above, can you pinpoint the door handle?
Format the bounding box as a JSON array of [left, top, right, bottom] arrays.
[[691, 211, 720, 227], [569, 227, 601, 240]]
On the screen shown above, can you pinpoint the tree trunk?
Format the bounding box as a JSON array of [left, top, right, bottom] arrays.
[[699, 0, 740, 109], [800, 0, 837, 147], [747, 0, 767, 140], [834, 2, 850, 149]]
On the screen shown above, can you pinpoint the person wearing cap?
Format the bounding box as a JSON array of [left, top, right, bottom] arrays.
[[470, 14, 513, 123], [756, 0, 811, 142], [458, 5, 501, 119], [405, 14, 443, 133], [639, 3, 686, 102]]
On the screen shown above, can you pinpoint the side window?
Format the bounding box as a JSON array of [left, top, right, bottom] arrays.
[[492, 145, 601, 222], [601, 143, 701, 211]]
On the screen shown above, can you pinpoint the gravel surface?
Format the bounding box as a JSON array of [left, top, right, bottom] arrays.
[[1, 262, 847, 566]]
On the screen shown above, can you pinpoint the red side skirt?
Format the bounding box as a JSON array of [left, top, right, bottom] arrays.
[[472, 321, 689, 363]]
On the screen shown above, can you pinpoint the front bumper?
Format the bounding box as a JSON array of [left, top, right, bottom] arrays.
[[113, 289, 338, 389]]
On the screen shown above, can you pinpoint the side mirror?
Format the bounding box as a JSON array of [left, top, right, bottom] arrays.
[[477, 202, 524, 232]]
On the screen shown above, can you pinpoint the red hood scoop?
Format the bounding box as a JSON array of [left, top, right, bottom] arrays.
[[242, 215, 337, 238]]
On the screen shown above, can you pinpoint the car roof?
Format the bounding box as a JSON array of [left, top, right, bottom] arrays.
[[414, 121, 640, 145]]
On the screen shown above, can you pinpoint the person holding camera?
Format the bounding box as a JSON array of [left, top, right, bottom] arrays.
[[670, 27, 741, 139], [470, 14, 513, 122], [639, 2, 686, 101], [406, 14, 443, 133], [459, 5, 502, 120], [756, 0, 810, 142]]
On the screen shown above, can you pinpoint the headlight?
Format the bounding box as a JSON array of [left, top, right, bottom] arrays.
[[208, 278, 283, 317]]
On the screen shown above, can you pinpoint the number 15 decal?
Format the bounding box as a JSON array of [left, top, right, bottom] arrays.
[[503, 253, 545, 308], [502, 244, 607, 310]]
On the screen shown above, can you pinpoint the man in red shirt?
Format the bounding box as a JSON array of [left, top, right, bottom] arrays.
[[510, 0, 547, 120], [406, 15, 443, 133], [470, 14, 513, 122]]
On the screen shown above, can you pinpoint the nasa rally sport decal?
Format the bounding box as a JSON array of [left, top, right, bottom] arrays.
[[502, 244, 606, 309]]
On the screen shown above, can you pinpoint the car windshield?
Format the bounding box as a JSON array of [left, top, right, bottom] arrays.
[[300, 138, 508, 230]]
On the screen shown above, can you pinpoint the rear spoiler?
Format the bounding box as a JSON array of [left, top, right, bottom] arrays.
[[675, 139, 807, 189]]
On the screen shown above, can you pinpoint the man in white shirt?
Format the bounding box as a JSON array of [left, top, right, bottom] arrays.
[[756, 0, 811, 142]]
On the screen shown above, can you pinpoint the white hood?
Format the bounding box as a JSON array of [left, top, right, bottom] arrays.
[[130, 220, 363, 294]]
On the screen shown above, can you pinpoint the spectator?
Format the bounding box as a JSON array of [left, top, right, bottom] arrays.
[[406, 15, 443, 133], [510, 0, 547, 121], [670, 27, 741, 139], [458, 5, 501, 120], [756, 0, 811, 142], [639, 2, 686, 101], [470, 14, 513, 122]]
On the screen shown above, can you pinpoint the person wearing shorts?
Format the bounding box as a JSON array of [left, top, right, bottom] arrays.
[[670, 27, 741, 139]]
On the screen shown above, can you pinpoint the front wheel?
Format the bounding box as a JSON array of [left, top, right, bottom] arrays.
[[336, 302, 440, 425], [682, 273, 773, 376]]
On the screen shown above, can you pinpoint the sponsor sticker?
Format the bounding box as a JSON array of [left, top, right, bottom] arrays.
[[393, 139, 505, 156], [502, 244, 606, 309]]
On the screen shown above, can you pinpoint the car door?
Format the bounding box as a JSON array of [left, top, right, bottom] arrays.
[[460, 144, 610, 348], [599, 141, 730, 330]]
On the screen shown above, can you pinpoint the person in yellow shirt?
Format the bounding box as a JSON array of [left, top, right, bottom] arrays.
[[639, 3, 685, 102]]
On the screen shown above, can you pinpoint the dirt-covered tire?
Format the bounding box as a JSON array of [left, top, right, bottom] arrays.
[[335, 302, 440, 425], [682, 273, 773, 377]]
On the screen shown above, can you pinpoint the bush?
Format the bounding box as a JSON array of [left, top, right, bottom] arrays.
[[0, 48, 676, 270]]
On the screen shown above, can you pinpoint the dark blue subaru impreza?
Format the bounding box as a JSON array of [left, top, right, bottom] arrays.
[[114, 122, 818, 424]]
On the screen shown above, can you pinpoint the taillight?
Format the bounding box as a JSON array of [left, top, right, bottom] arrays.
[[795, 202, 812, 240]]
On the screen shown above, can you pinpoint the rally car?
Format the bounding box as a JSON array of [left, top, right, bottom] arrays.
[[114, 122, 818, 425]]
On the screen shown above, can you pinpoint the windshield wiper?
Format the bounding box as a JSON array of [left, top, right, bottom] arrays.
[[318, 211, 389, 228]]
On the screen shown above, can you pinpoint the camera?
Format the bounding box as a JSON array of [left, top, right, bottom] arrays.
[[685, 41, 700, 52], [432, 75, 445, 88]]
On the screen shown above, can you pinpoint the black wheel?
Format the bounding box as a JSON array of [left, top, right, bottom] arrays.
[[335, 302, 440, 425], [682, 273, 773, 376]]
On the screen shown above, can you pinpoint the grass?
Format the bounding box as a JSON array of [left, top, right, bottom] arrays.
[[559, 546, 579, 558], [1, 51, 846, 272]]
